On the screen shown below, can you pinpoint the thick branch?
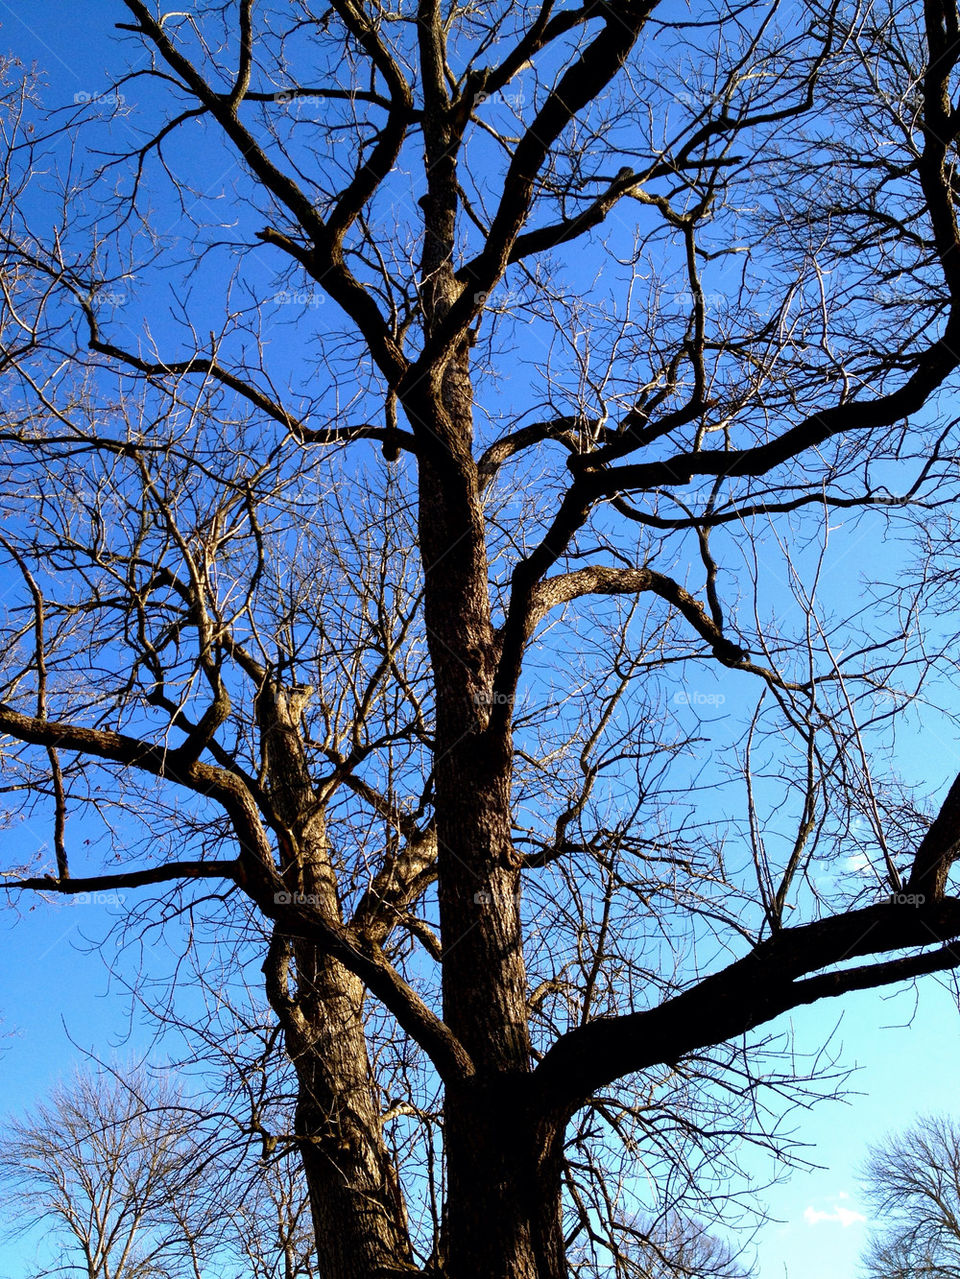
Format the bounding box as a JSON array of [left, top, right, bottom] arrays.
[[248, 884, 474, 1084], [0, 704, 472, 1082], [351, 826, 439, 946], [481, 2, 604, 97], [477, 417, 585, 492], [906, 768, 960, 900], [119, 0, 406, 381], [533, 897, 960, 1108], [4, 861, 239, 895], [324, 8, 412, 243], [226, 0, 253, 112], [422, 0, 655, 364], [575, 319, 960, 496], [526, 565, 746, 661], [0, 701, 256, 815]]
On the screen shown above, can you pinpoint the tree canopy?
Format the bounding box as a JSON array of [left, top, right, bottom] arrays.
[[3, 1, 960, 1276]]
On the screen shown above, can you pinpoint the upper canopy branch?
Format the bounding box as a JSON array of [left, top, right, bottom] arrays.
[[480, 1, 608, 99], [477, 416, 586, 491], [527, 565, 747, 662], [118, 0, 407, 383], [417, 0, 656, 368], [571, 315, 960, 496], [83, 300, 415, 452]]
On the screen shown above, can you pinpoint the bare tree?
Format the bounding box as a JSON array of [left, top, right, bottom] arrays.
[[860, 1114, 960, 1279], [4, 0, 960, 1276], [0, 1067, 229, 1279], [232, 1152, 319, 1279]]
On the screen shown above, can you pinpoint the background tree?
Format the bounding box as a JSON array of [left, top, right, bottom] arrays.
[[859, 1113, 960, 1279], [231, 1150, 319, 1279], [4, 1, 960, 1277], [0, 1060, 322, 1279], [0, 1067, 229, 1279]]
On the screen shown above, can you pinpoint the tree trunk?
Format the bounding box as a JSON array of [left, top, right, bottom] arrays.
[[258, 686, 414, 1279], [444, 1083, 569, 1279], [409, 373, 564, 1272], [285, 948, 413, 1278]]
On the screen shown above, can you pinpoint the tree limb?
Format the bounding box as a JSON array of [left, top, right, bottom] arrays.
[[533, 896, 960, 1109]]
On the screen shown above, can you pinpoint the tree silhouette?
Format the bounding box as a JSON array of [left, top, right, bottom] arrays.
[[2, 1, 960, 1275]]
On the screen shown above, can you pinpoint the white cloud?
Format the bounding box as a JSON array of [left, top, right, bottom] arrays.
[[845, 850, 874, 876], [803, 1203, 867, 1229]]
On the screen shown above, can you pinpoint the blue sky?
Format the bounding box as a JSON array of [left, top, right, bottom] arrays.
[[5, 891, 959, 1277], [2, 3, 960, 1278], [747, 981, 960, 1278]]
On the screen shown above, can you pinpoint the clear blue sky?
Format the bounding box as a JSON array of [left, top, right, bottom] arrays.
[[1, 4, 960, 1278]]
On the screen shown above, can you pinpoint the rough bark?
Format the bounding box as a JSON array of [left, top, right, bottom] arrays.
[[258, 686, 414, 1278], [9, 2, 960, 1276], [400, 36, 559, 1263]]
